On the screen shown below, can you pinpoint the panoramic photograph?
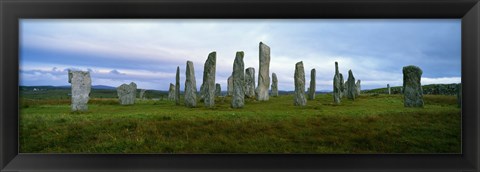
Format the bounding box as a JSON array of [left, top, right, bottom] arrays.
[[19, 19, 461, 153]]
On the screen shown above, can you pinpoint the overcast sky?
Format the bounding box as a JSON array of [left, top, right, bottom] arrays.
[[20, 19, 461, 91]]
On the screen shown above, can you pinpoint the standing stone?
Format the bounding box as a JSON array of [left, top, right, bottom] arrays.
[[175, 66, 180, 105], [68, 70, 91, 111], [308, 68, 316, 100], [387, 84, 391, 95], [457, 83, 461, 107], [294, 61, 307, 106], [271, 73, 279, 97], [200, 52, 216, 107], [231, 51, 245, 108], [117, 82, 137, 105], [403, 65, 424, 107], [256, 42, 270, 101], [356, 80, 361, 96], [215, 83, 221, 97], [139, 89, 146, 99], [333, 62, 341, 104], [227, 76, 233, 96], [168, 83, 175, 101], [184, 61, 197, 107], [245, 67, 256, 98], [339, 73, 345, 98], [346, 70, 356, 100]]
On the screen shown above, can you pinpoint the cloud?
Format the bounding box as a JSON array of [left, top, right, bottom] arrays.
[[109, 70, 125, 75], [422, 77, 461, 85], [20, 65, 177, 90], [19, 19, 461, 91]]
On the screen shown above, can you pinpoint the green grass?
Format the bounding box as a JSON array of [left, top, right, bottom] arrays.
[[19, 93, 461, 153]]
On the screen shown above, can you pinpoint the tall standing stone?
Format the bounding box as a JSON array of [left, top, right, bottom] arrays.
[[215, 83, 221, 97], [308, 68, 316, 100], [227, 76, 233, 96], [168, 83, 175, 101], [231, 51, 245, 108], [333, 62, 341, 104], [356, 80, 361, 96], [256, 42, 270, 101], [245, 67, 256, 98], [117, 82, 137, 105], [339, 73, 345, 98], [200, 52, 216, 107], [182, 61, 197, 107], [68, 70, 91, 111], [271, 73, 279, 97], [403, 65, 424, 107], [139, 89, 146, 99], [294, 61, 307, 106], [184, 61, 197, 107], [387, 84, 391, 95], [346, 70, 356, 100], [175, 66, 180, 105]]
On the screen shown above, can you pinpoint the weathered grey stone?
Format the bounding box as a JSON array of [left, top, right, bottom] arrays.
[[339, 74, 344, 97], [168, 83, 175, 101], [227, 75, 233, 96], [244, 67, 256, 98], [308, 68, 316, 100], [117, 82, 137, 105], [403, 65, 424, 107], [271, 73, 278, 97], [356, 80, 361, 96], [256, 42, 270, 101], [184, 61, 197, 108], [294, 61, 307, 106], [339, 73, 345, 98], [68, 70, 91, 111], [175, 66, 180, 105], [215, 83, 221, 97], [387, 84, 391, 95], [139, 89, 146, 99], [200, 52, 216, 107], [333, 62, 341, 104], [231, 51, 245, 108], [346, 70, 356, 100], [457, 83, 461, 107]]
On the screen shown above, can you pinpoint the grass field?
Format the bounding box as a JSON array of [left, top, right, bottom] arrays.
[[19, 93, 461, 153]]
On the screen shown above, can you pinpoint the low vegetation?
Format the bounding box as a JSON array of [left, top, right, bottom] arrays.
[[19, 92, 461, 153]]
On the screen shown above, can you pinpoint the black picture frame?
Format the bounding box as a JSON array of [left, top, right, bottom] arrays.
[[1, 0, 479, 171]]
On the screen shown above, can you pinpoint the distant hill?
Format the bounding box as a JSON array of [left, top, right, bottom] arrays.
[[362, 83, 460, 95], [20, 85, 333, 99], [20, 85, 169, 99], [217, 90, 331, 96], [22, 83, 460, 98], [21, 85, 117, 90], [92, 85, 117, 90]]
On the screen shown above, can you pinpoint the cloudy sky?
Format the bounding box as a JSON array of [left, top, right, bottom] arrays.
[[20, 19, 461, 91]]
